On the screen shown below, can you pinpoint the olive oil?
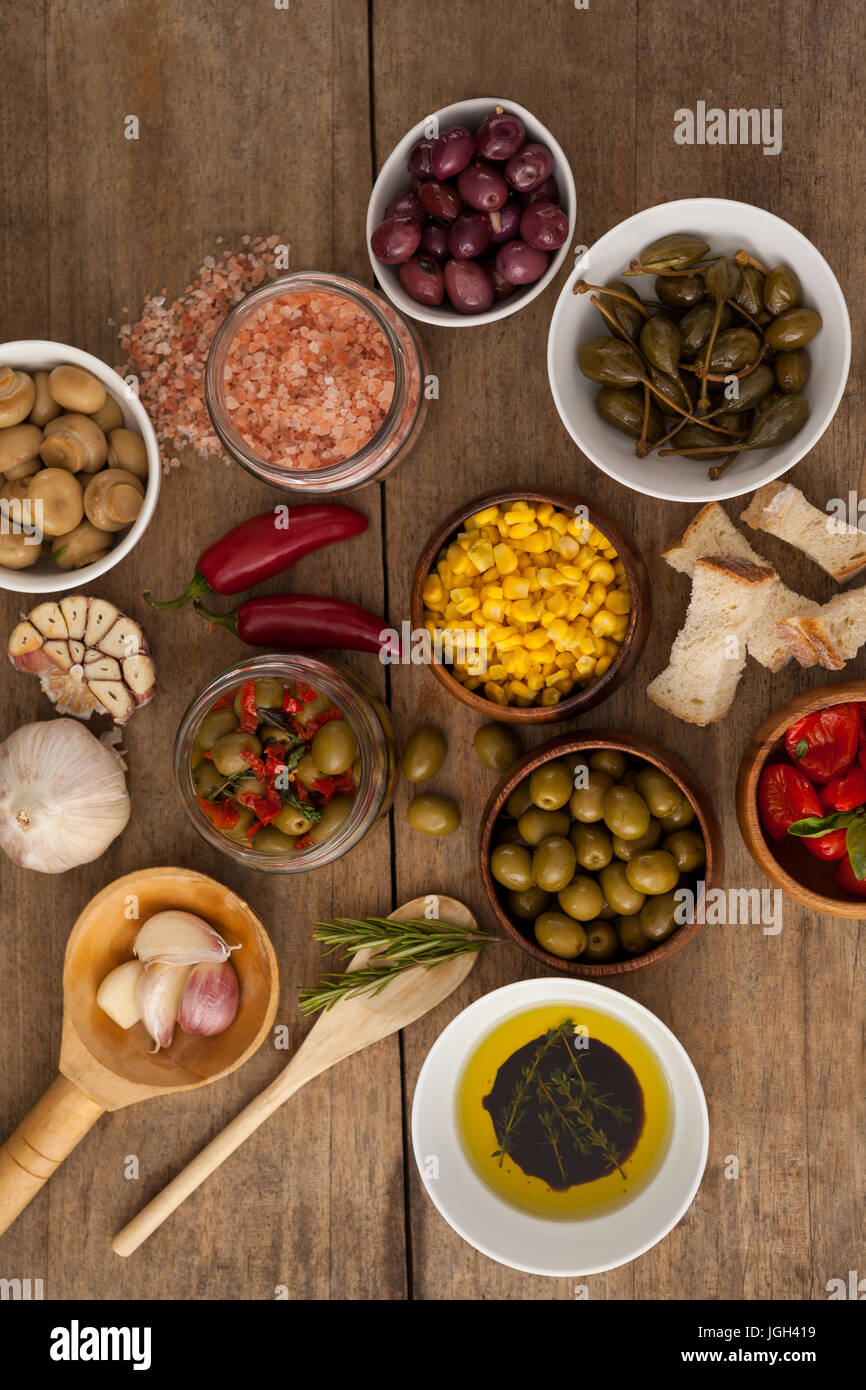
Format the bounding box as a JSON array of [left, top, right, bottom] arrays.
[[458, 1003, 672, 1219]]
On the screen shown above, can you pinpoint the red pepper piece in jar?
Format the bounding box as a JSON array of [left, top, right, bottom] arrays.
[[196, 796, 240, 830], [193, 594, 397, 658], [240, 747, 267, 782], [295, 834, 314, 850], [785, 704, 860, 784], [239, 681, 259, 732], [758, 763, 822, 842], [239, 786, 282, 825], [802, 828, 849, 861], [835, 853, 866, 896], [145, 504, 369, 608], [819, 765, 866, 813], [311, 777, 336, 805]]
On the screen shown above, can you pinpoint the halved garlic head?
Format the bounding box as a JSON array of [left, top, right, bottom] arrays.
[[7, 595, 157, 723], [96, 959, 144, 1030]]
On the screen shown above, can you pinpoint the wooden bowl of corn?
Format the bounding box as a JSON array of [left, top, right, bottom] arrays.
[[410, 488, 651, 723]]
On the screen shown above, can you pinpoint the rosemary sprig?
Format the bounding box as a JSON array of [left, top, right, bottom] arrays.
[[298, 916, 495, 1015]]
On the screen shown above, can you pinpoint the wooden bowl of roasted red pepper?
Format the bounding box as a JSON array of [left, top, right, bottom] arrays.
[[736, 681, 866, 918]]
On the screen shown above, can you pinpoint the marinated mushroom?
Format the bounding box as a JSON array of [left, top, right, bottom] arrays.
[[4, 455, 42, 481], [48, 364, 106, 415], [0, 423, 43, 474], [89, 395, 124, 434], [0, 530, 41, 569], [106, 428, 148, 480], [1, 478, 34, 509], [83, 468, 144, 532], [28, 371, 62, 428], [27, 468, 85, 536], [40, 413, 109, 474], [0, 367, 35, 428], [50, 519, 113, 570]]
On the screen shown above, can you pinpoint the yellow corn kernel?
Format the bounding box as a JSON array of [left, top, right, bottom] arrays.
[[524, 627, 552, 650], [540, 687, 563, 706], [508, 521, 537, 540], [463, 676, 484, 691], [547, 618, 571, 647], [603, 545, 618, 560], [422, 574, 445, 607], [502, 573, 530, 600], [530, 644, 555, 664], [507, 679, 535, 701], [604, 638, 621, 657], [567, 515, 590, 540], [545, 668, 574, 691], [495, 630, 523, 652], [526, 673, 545, 692], [612, 621, 629, 641], [486, 664, 507, 683], [607, 588, 631, 615], [486, 623, 512, 645], [589, 581, 607, 606], [591, 609, 618, 637], [580, 597, 601, 619], [466, 538, 495, 573], [544, 591, 569, 616], [481, 598, 506, 623], [535, 502, 554, 525], [472, 505, 500, 527], [595, 655, 612, 677], [510, 597, 538, 622], [539, 610, 556, 629], [588, 558, 616, 586], [493, 543, 518, 575], [479, 582, 503, 600], [537, 567, 567, 590], [484, 681, 508, 706], [575, 654, 596, 677], [588, 527, 608, 548], [575, 544, 596, 571], [520, 530, 551, 554], [555, 533, 580, 560], [548, 510, 568, 535], [555, 651, 576, 669], [456, 595, 481, 616]]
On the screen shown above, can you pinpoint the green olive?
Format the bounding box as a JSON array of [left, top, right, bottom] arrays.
[[254, 825, 296, 855], [197, 707, 239, 750], [625, 850, 680, 896], [192, 761, 222, 797], [582, 920, 619, 962], [534, 912, 587, 960], [312, 719, 359, 776], [618, 914, 650, 956], [563, 752, 590, 776], [658, 798, 695, 832], [294, 754, 321, 790], [599, 862, 646, 916], [602, 786, 651, 840], [190, 742, 204, 771], [569, 770, 613, 823], [505, 780, 534, 819], [596, 890, 616, 921], [639, 891, 680, 942], [635, 768, 682, 819], [232, 678, 285, 719], [292, 690, 331, 728], [618, 769, 639, 791], [309, 795, 354, 844], [474, 722, 520, 772], [533, 836, 577, 893], [663, 829, 706, 873], [557, 875, 605, 922], [234, 772, 267, 798], [589, 749, 627, 780], [571, 824, 614, 872], [517, 806, 571, 846], [401, 725, 447, 782], [529, 760, 573, 810], [275, 803, 318, 837], [221, 805, 256, 843], [407, 794, 460, 837], [612, 819, 661, 861], [507, 886, 551, 920], [490, 843, 534, 891], [211, 730, 262, 776]]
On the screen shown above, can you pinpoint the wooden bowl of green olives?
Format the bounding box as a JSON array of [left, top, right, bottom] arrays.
[[479, 732, 724, 976]]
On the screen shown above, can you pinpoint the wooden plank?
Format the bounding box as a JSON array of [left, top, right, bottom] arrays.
[[0, 0, 406, 1302]]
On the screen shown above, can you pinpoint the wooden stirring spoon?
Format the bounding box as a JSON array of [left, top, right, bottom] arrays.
[[113, 895, 480, 1256]]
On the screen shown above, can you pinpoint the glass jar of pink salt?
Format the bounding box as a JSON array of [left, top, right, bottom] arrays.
[[205, 272, 428, 492]]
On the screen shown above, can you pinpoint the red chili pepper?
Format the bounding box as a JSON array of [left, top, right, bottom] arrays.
[[193, 594, 396, 657], [835, 853, 866, 897], [819, 765, 866, 813], [785, 704, 860, 784], [758, 763, 822, 842], [196, 796, 240, 830], [240, 747, 267, 782], [803, 828, 849, 861], [239, 680, 258, 732], [145, 504, 368, 608]]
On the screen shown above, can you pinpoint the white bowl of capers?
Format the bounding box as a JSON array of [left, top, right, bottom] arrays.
[[0, 340, 161, 593]]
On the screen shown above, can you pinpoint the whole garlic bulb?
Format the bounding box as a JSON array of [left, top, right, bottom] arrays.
[[0, 719, 131, 873]]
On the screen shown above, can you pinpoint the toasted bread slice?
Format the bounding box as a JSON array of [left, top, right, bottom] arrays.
[[741, 482, 866, 583], [778, 588, 866, 670], [648, 556, 777, 725]]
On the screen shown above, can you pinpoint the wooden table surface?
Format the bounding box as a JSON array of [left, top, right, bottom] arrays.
[[1, 0, 863, 1302]]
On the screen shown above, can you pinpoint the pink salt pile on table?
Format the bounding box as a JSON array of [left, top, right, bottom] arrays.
[[223, 291, 395, 469], [117, 236, 286, 473]]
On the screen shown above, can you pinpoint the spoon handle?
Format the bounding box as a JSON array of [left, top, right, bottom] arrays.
[[0, 1076, 104, 1238]]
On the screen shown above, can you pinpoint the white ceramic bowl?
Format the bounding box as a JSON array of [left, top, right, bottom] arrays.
[[547, 198, 851, 502], [367, 98, 577, 327], [0, 340, 160, 593], [412, 978, 708, 1277]]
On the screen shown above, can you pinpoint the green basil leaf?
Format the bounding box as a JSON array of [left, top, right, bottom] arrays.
[[846, 819, 866, 880], [787, 810, 855, 838], [793, 739, 809, 760]]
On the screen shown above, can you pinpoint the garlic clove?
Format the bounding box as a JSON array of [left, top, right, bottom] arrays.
[[69, 640, 85, 663], [178, 961, 240, 1038], [84, 599, 119, 648], [8, 621, 46, 668], [60, 595, 87, 640], [43, 639, 73, 672], [133, 910, 235, 967], [123, 654, 157, 698], [83, 653, 122, 682], [99, 616, 145, 660], [89, 681, 134, 721], [97, 959, 144, 1029], [29, 602, 67, 639], [137, 962, 192, 1052]]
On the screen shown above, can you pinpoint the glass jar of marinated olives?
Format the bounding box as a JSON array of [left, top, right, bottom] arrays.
[[174, 653, 397, 873]]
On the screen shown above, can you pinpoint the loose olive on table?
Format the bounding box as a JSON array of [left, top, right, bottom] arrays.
[[474, 722, 521, 773], [401, 724, 447, 782], [407, 793, 461, 837]]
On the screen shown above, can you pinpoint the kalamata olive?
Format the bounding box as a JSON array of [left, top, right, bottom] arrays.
[[444, 258, 494, 313], [420, 223, 449, 261], [475, 110, 525, 161], [407, 138, 433, 178], [386, 190, 425, 221], [447, 211, 492, 259], [399, 255, 445, 306], [457, 161, 509, 212], [371, 216, 422, 264], [418, 179, 462, 221], [488, 200, 522, 244], [505, 141, 554, 192], [479, 256, 516, 302], [401, 725, 447, 782], [495, 240, 548, 286], [431, 125, 474, 179], [520, 201, 568, 251], [519, 174, 560, 207]]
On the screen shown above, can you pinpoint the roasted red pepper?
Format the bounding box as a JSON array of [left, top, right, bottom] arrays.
[[240, 747, 267, 781], [803, 828, 849, 861], [785, 704, 860, 784], [819, 766, 866, 813], [196, 796, 240, 829], [239, 680, 259, 732], [239, 786, 282, 825], [758, 763, 822, 842], [194, 593, 396, 657], [145, 504, 368, 608]]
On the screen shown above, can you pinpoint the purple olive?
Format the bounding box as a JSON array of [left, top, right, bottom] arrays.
[[519, 174, 560, 208], [444, 258, 494, 314], [371, 216, 422, 265], [431, 125, 475, 180], [488, 199, 522, 244], [495, 240, 549, 286], [418, 179, 462, 221], [520, 201, 569, 251], [456, 160, 509, 212], [447, 211, 492, 260], [407, 138, 434, 178], [399, 255, 445, 306], [420, 222, 450, 261], [479, 256, 517, 303], [386, 189, 425, 221], [505, 142, 554, 193], [475, 110, 525, 161]]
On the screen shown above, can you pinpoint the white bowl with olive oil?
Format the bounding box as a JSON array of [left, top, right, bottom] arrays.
[[412, 978, 707, 1277]]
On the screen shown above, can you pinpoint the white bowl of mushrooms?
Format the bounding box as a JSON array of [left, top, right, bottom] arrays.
[[0, 340, 160, 593]]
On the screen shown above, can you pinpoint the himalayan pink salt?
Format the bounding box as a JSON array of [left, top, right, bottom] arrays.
[[222, 291, 395, 469]]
